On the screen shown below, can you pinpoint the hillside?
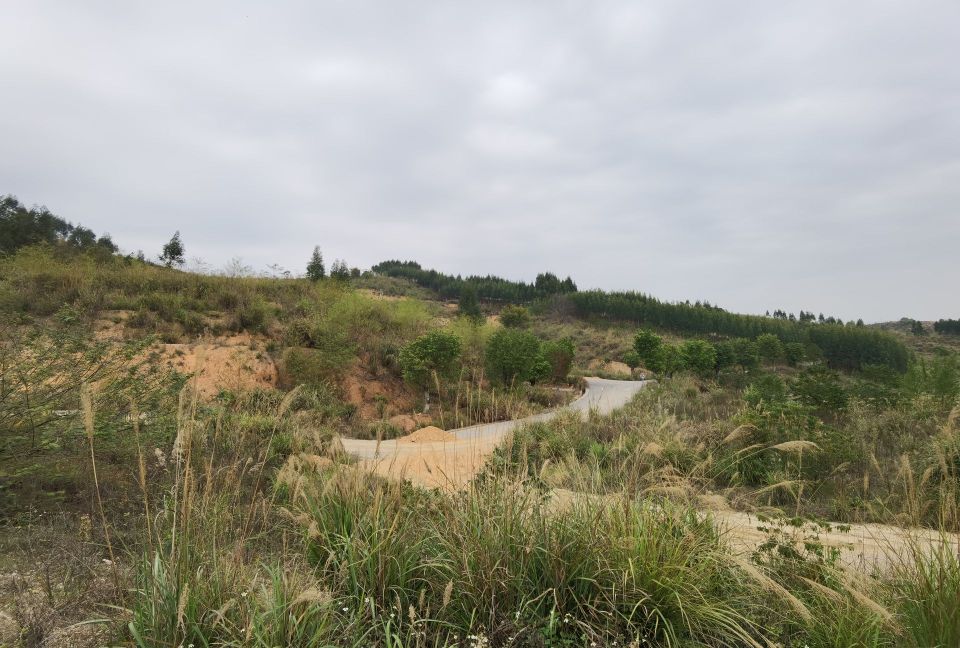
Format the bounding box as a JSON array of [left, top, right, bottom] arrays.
[[1, 245, 958, 647]]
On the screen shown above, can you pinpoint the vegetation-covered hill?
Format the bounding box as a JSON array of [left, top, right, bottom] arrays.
[[1, 212, 958, 646], [375, 259, 910, 373]]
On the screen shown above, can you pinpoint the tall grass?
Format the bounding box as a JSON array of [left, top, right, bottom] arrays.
[[8, 361, 952, 647], [489, 376, 960, 532]]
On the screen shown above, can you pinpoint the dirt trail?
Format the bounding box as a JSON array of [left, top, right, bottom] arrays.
[[340, 378, 644, 489], [339, 377, 960, 570], [549, 488, 958, 572]]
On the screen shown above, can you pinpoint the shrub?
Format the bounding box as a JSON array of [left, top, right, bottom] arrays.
[[458, 284, 482, 321], [792, 366, 848, 413], [176, 309, 205, 335], [486, 328, 544, 385], [282, 347, 348, 388], [745, 373, 788, 407], [398, 329, 462, 390], [622, 349, 642, 368], [232, 296, 271, 333], [756, 333, 784, 363], [541, 338, 575, 382], [633, 328, 663, 365], [731, 337, 761, 369], [680, 339, 717, 378], [784, 342, 806, 366], [499, 304, 531, 328]]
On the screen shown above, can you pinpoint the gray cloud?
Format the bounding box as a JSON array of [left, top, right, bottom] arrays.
[[2, 0, 958, 321]]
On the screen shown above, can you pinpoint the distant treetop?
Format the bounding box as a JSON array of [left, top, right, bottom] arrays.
[[934, 319, 960, 335], [1, 194, 118, 257], [371, 259, 577, 303]]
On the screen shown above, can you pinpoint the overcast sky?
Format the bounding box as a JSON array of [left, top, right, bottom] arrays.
[[2, 1, 958, 322]]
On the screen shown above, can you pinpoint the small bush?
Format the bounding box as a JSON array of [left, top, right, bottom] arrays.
[[680, 339, 717, 377], [499, 304, 531, 328], [541, 337, 575, 382], [486, 328, 546, 385], [231, 296, 271, 333], [282, 347, 348, 388]]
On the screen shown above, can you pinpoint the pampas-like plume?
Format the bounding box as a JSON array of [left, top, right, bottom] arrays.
[[722, 425, 754, 445], [732, 556, 812, 623], [770, 440, 819, 454]]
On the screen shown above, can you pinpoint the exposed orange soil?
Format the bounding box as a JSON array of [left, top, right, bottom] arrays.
[[357, 435, 503, 490], [147, 333, 278, 398], [397, 426, 455, 443], [341, 359, 416, 419]]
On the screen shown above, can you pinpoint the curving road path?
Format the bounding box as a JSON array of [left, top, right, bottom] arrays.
[[339, 377, 648, 489], [339, 376, 960, 571]]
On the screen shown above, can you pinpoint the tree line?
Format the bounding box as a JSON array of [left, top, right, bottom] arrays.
[[371, 260, 577, 302], [372, 261, 909, 373], [934, 319, 960, 335], [1, 195, 118, 257], [569, 290, 908, 373]]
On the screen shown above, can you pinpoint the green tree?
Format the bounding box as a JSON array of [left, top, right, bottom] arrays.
[[756, 333, 784, 364], [541, 338, 575, 382], [633, 329, 663, 367], [714, 341, 736, 373], [534, 272, 562, 295], [458, 284, 482, 321], [485, 329, 543, 385], [330, 259, 350, 280], [730, 338, 760, 370], [783, 342, 806, 367], [680, 339, 717, 377], [622, 349, 642, 369], [160, 231, 185, 267], [306, 246, 325, 281], [398, 330, 462, 391], [499, 305, 531, 329], [792, 367, 848, 413], [657, 344, 684, 377]]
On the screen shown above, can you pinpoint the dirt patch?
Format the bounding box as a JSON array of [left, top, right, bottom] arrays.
[[342, 360, 416, 419], [147, 334, 278, 398], [356, 435, 502, 490], [93, 310, 133, 341], [398, 426, 455, 443], [358, 289, 404, 302]]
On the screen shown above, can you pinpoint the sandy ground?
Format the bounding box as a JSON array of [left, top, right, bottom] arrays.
[[149, 334, 279, 398], [340, 377, 960, 571], [548, 488, 959, 572]]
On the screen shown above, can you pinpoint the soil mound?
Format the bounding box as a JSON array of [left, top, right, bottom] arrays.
[[398, 426, 455, 443]]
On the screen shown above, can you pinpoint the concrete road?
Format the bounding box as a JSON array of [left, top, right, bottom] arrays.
[[339, 377, 649, 462]]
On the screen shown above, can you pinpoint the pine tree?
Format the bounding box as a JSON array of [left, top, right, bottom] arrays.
[[306, 246, 326, 281], [330, 259, 350, 280], [458, 284, 482, 321]]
